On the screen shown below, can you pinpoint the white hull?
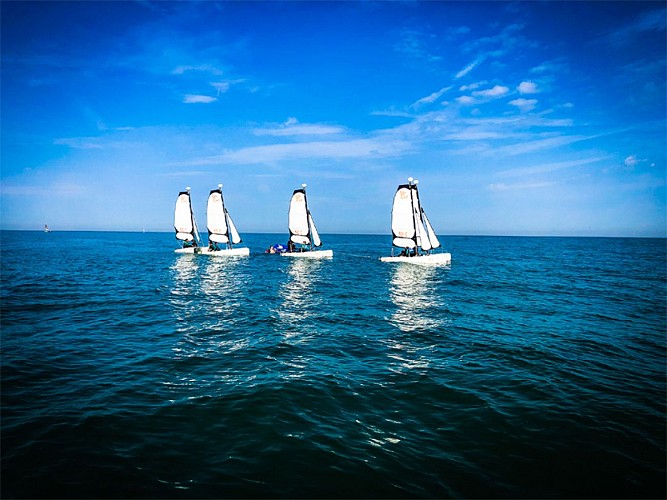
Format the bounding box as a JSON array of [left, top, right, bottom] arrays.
[[380, 252, 451, 266], [174, 247, 249, 256], [206, 247, 249, 257], [281, 249, 333, 259]]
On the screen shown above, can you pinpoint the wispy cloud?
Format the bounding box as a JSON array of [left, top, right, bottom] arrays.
[[604, 8, 666, 45], [487, 181, 555, 192], [455, 57, 484, 79], [491, 135, 589, 156], [54, 137, 106, 150], [168, 137, 411, 166], [473, 85, 509, 98], [509, 98, 537, 112], [394, 27, 442, 63], [498, 157, 608, 177], [172, 64, 224, 75], [411, 86, 452, 108], [253, 118, 345, 136], [183, 94, 217, 104]]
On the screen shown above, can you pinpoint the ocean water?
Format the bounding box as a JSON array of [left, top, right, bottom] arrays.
[[1, 231, 665, 499]]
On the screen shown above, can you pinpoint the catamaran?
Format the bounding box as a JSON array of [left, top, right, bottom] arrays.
[[380, 177, 451, 265], [174, 187, 204, 254], [205, 184, 249, 257], [44, 224, 51, 233], [282, 184, 333, 259]]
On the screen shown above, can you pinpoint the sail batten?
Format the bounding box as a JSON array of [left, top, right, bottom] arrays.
[[389, 179, 443, 254], [174, 190, 200, 246], [287, 186, 325, 250], [288, 188, 311, 246], [206, 186, 244, 249]]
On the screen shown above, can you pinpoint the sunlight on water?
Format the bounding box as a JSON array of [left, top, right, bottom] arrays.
[[385, 264, 450, 374], [389, 264, 445, 333], [276, 259, 322, 342]]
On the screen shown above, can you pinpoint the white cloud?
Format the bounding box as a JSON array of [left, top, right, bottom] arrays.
[[509, 98, 537, 111], [412, 86, 452, 107], [455, 57, 484, 79], [488, 181, 555, 191], [211, 82, 229, 94], [172, 64, 223, 75], [456, 95, 476, 105], [183, 94, 217, 104], [460, 81, 487, 91], [253, 118, 345, 136], [168, 138, 411, 166], [54, 137, 105, 149], [624, 155, 650, 170], [518, 81, 538, 94], [498, 157, 609, 177], [473, 85, 509, 98]]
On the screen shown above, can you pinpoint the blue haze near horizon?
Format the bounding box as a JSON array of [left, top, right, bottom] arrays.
[[1, 1, 665, 237]]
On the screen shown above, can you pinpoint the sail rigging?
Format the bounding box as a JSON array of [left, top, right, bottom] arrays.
[[288, 184, 322, 249], [174, 187, 201, 246], [390, 178, 439, 253], [207, 184, 242, 248]]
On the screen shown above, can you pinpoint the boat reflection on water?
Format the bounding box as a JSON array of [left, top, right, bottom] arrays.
[[386, 264, 448, 373], [277, 258, 323, 343]]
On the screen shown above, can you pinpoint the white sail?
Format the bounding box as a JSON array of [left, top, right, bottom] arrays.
[[422, 210, 441, 249], [227, 211, 242, 245], [174, 191, 196, 242], [288, 189, 310, 245], [411, 186, 433, 251], [308, 213, 322, 247], [207, 190, 229, 243], [391, 185, 417, 248]]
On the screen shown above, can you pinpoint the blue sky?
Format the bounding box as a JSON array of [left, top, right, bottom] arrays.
[[2, 1, 665, 236]]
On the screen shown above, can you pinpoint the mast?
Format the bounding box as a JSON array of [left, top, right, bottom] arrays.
[[411, 179, 432, 253]]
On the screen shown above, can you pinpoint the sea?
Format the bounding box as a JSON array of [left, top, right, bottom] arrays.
[[1, 231, 665, 499]]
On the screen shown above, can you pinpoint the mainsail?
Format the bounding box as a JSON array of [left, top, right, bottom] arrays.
[[174, 187, 201, 245], [207, 184, 243, 248], [288, 184, 322, 248], [390, 178, 438, 253]]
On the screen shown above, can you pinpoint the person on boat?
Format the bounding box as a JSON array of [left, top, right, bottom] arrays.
[[209, 242, 221, 252], [183, 239, 196, 248], [287, 240, 295, 252]]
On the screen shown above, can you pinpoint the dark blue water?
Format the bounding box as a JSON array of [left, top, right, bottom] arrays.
[[2, 231, 665, 498]]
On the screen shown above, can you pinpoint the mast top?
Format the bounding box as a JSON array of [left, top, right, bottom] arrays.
[[302, 183, 307, 189], [186, 186, 191, 192], [408, 177, 414, 184], [218, 183, 223, 189]]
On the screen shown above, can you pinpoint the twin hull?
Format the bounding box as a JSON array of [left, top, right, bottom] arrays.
[[174, 247, 250, 257], [380, 252, 452, 266], [281, 249, 333, 259]]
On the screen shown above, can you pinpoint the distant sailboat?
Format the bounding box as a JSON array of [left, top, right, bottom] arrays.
[[380, 177, 451, 265], [44, 224, 51, 233], [282, 184, 333, 259], [205, 184, 249, 257], [174, 187, 203, 254]]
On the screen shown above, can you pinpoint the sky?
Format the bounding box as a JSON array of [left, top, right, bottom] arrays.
[[1, 1, 665, 237]]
